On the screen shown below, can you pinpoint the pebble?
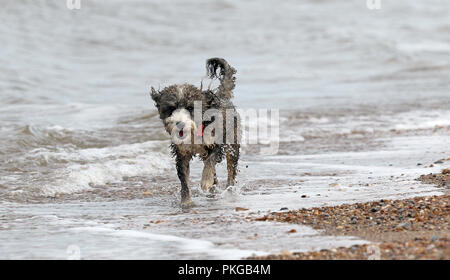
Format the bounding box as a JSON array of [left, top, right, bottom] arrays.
[[430, 235, 439, 242], [395, 222, 411, 230]]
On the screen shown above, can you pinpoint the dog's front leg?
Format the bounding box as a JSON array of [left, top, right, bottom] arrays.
[[201, 155, 216, 192], [226, 144, 240, 186], [176, 154, 192, 206]]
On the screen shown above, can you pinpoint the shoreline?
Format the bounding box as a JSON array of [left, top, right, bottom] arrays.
[[248, 169, 450, 260]]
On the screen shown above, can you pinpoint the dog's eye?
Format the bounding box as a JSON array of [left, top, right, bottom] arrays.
[[166, 106, 176, 113]]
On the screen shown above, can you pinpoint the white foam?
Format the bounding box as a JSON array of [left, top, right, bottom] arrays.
[[394, 119, 450, 131], [280, 109, 450, 140], [397, 41, 450, 53], [37, 141, 173, 196]]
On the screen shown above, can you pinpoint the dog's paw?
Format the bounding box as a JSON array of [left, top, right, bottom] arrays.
[[180, 199, 195, 209], [209, 185, 220, 194]]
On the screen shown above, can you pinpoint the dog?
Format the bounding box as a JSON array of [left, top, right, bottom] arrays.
[[150, 58, 241, 207]]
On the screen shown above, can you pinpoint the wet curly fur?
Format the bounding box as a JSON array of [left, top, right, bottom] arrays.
[[150, 58, 240, 206]]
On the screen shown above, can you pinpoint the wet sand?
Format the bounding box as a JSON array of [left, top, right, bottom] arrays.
[[249, 169, 450, 260]]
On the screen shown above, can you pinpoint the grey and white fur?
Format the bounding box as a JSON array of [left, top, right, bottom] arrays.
[[150, 58, 241, 207]]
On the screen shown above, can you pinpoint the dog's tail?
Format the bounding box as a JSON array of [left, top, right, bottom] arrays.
[[206, 58, 236, 99]]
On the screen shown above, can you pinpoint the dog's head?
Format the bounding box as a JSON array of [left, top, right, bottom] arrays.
[[151, 84, 208, 143], [151, 58, 236, 145]]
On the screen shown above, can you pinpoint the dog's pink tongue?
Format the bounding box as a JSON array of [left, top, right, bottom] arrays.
[[178, 130, 184, 137], [196, 124, 204, 137]]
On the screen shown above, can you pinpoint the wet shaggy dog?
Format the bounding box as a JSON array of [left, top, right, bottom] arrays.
[[150, 58, 240, 206]]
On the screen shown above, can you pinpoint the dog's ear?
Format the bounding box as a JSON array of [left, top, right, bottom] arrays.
[[150, 87, 161, 105]]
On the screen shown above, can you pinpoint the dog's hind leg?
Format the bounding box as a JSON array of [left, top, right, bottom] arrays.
[[175, 154, 192, 207], [226, 144, 240, 186]]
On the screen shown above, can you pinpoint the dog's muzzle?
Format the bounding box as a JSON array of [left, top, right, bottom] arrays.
[[165, 108, 197, 144]]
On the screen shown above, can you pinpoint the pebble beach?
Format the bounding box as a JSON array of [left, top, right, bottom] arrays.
[[249, 169, 450, 260]]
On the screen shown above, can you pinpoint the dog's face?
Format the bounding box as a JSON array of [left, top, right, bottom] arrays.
[[151, 84, 206, 143]]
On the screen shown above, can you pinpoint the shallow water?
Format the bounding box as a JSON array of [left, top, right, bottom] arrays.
[[0, 0, 449, 259]]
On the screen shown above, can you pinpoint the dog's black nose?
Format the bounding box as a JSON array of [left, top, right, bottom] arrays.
[[176, 122, 185, 129]]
